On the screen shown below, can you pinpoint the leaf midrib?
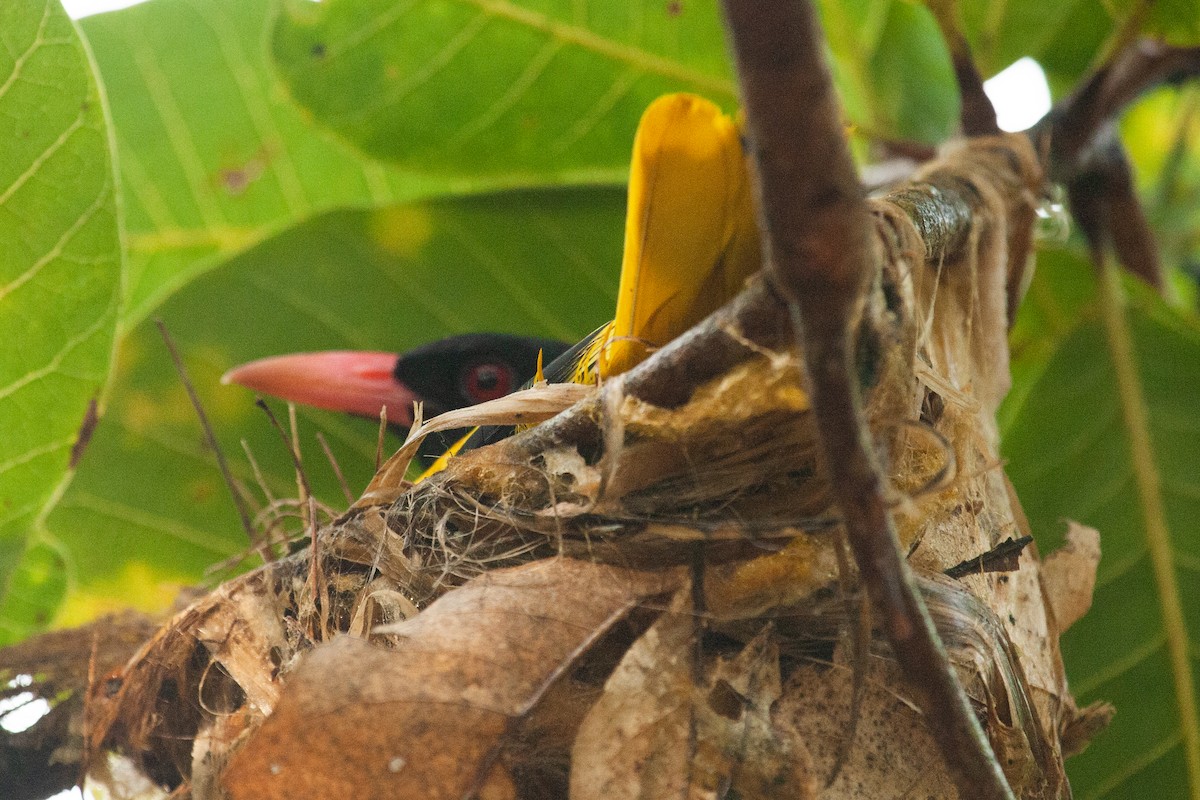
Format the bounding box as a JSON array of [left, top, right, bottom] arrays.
[[466, 0, 735, 97], [1097, 261, 1200, 799], [313, 0, 736, 99]]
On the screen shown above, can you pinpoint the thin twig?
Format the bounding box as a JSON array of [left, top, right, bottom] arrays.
[[825, 537, 870, 788], [376, 406, 388, 473], [255, 399, 314, 502], [241, 439, 277, 506], [316, 432, 354, 506], [288, 404, 309, 533], [926, 0, 1001, 136], [156, 320, 257, 547], [719, 2, 1014, 797]]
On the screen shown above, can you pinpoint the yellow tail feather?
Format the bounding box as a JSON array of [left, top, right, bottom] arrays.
[[599, 93, 761, 378]]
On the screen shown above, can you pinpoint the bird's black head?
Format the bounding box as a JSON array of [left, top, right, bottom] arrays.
[[391, 333, 571, 416]]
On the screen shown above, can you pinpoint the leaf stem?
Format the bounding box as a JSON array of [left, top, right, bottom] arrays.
[[1096, 259, 1200, 798]]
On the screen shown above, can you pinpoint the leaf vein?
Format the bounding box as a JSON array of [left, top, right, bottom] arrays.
[[0, 3, 52, 102], [64, 491, 241, 556], [0, 176, 111, 302], [127, 23, 227, 229], [0, 437, 73, 478], [442, 215, 577, 340], [0, 304, 112, 402], [335, 227, 465, 332], [246, 273, 376, 349], [1093, 545, 1147, 590], [184, 0, 311, 215], [319, 0, 420, 61], [443, 37, 565, 151], [1072, 631, 1165, 697], [332, 12, 492, 125], [458, 0, 732, 96], [1084, 732, 1182, 800], [1097, 263, 1200, 793], [0, 114, 85, 209], [550, 66, 642, 155]]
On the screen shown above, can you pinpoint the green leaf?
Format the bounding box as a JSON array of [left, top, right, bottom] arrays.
[[46, 187, 623, 625], [819, 0, 958, 143], [271, 0, 737, 178], [958, 0, 1112, 91], [1144, 0, 1200, 45], [0, 1, 122, 643], [1002, 252, 1200, 797], [77, 0, 443, 329], [0, 543, 68, 643], [959, 0, 1200, 95]]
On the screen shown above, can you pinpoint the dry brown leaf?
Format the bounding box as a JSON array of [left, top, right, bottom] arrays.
[[570, 596, 697, 800], [221, 559, 676, 800], [1039, 522, 1101, 633], [571, 599, 815, 800], [778, 653, 963, 799], [699, 626, 817, 800]]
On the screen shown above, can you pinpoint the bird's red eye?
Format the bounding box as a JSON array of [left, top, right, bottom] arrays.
[[463, 362, 513, 403]]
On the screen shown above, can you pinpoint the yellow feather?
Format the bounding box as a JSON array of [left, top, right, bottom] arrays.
[[414, 94, 761, 481], [534, 348, 546, 385], [413, 428, 475, 482], [599, 94, 761, 378]]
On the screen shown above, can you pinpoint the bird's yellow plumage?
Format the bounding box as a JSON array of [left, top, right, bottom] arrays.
[[416, 93, 761, 480], [600, 93, 760, 378], [566, 94, 761, 385]]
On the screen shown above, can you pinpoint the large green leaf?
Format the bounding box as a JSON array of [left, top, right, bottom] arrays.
[[271, 0, 738, 179], [46, 188, 623, 626], [77, 0, 443, 330], [272, 0, 960, 172], [958, 0, 1200, 94], [1002, 250, 1200, 797], [818, 0, 958, 143], [0, 1, 122, 643]]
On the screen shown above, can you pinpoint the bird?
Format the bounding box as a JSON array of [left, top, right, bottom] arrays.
[[223, 333, 572, 430], [224, 93, 761, 460]]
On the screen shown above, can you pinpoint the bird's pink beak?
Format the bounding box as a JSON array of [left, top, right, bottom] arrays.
[[222, 351, 418, 426]]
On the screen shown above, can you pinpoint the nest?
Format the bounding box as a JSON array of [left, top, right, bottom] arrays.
[[3, 134, 1112, 800]]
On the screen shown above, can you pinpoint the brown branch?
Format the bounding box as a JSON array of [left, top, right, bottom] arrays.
[[1066, 126, 1163, 287], [926, 0, 1001, 136], [81, 134, 1046, 800], [719, 3, 1014, 799], [508, 163, 1023, 469], [1036, 39, 1200, 292], [1045, 39, 1200, 174]]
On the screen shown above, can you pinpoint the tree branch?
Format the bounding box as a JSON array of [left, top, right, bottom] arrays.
[[1045, 39, 1200, 175], [1039, 39, 1200, 290], [720, 2, 1014, 798], [927, 0, 1001, 137]]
